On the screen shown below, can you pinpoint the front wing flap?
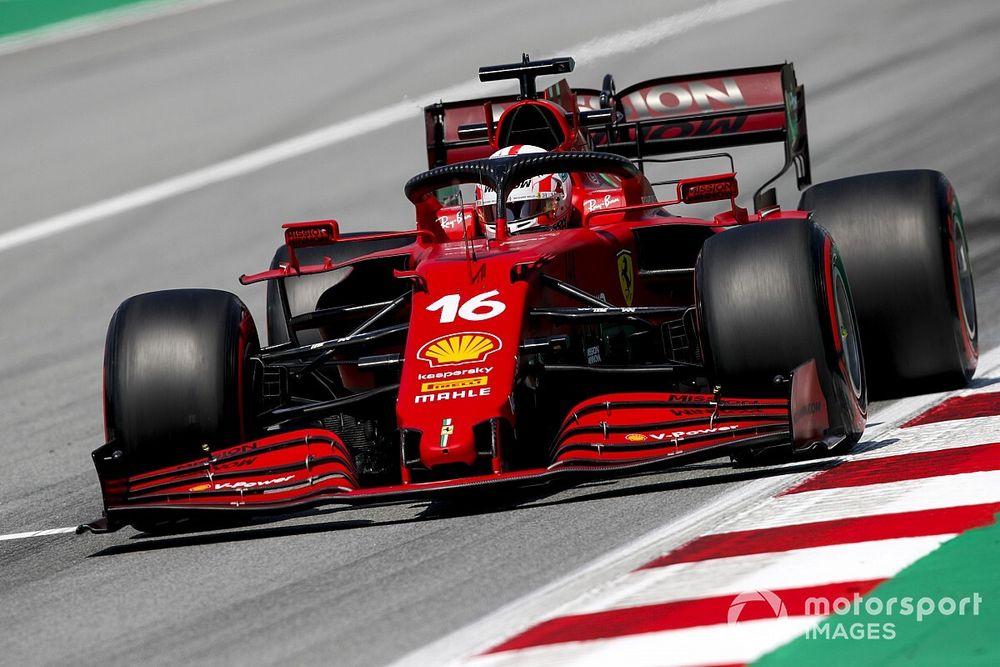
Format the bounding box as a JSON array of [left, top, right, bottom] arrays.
[[550, 392, 791, 466]]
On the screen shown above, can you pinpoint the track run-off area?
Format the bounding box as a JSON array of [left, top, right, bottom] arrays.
[[402, 346, 1000, 666], [2, 1, 1000, 665]]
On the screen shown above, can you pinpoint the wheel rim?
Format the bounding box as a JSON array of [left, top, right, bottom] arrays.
[[953, 215, 977, 341], [834, 270, 863, 398]]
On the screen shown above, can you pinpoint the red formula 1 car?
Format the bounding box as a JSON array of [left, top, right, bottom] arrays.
[[86, 56, 977, 533]]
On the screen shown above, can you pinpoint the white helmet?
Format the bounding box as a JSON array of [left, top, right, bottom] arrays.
[[475, 145, 572, 239]]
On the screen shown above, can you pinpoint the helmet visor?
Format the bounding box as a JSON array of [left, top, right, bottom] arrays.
[[480, 196, 557, 224]]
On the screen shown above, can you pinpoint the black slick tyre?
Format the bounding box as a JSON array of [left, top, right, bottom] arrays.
[[696, 219, 867, 459], [798, 170, 977, 397], [103, 289, 259, 473]]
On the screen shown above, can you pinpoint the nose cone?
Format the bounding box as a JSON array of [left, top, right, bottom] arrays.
[[396, 258, 527, 470]]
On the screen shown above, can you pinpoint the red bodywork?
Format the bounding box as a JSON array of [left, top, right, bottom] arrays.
[[89, 59, 835, 531]]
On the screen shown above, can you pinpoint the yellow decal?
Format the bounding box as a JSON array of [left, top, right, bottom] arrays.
[[617, 250, 635, 306], [625, 433, 647, 442], [417, 332, 501, 367], [421, 376, 488, 393]]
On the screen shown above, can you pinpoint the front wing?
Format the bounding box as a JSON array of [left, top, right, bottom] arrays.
[[86, 361, 831, 532]]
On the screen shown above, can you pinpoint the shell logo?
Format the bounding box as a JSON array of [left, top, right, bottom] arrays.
[[417, 332, 502, 367], [625, 433, 648, 442], [189, 482, 213, 492]]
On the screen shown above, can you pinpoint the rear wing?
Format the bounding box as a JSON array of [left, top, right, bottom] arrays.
[[596, 63, 811, 189], [423, 59, 811, 193]]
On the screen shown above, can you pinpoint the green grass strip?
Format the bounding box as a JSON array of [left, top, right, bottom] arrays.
[[755, 513, 1000, 666], [0, 0, 161, 38]]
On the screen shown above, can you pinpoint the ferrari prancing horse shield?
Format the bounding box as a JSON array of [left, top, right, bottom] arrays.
[[617, 249, 635, 306]]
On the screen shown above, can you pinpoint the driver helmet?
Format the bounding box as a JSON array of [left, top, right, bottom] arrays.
[[475, 145, 572, 238]]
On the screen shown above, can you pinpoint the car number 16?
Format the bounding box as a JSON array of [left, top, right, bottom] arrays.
[[427, 291, 506, 323]]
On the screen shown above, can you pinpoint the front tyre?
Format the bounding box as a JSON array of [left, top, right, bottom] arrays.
[[696, 220, 867, 458], [103, 289, 259, 473]]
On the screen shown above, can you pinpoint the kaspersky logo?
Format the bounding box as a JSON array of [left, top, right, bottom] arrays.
[[417, 332, 502, 367]]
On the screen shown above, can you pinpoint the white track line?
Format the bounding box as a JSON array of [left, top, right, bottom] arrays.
[[0, 527, 78, 541], [0, 0, 240, 57], [0, 0, 792, 255]]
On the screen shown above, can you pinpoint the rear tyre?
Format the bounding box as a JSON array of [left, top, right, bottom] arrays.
[[799, 170, 977, 397], [696, 220, 866, 460], [104, 289, 259, 473]]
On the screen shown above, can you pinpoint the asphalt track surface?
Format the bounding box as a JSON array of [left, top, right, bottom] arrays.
[[1, 1, 999, 664]]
